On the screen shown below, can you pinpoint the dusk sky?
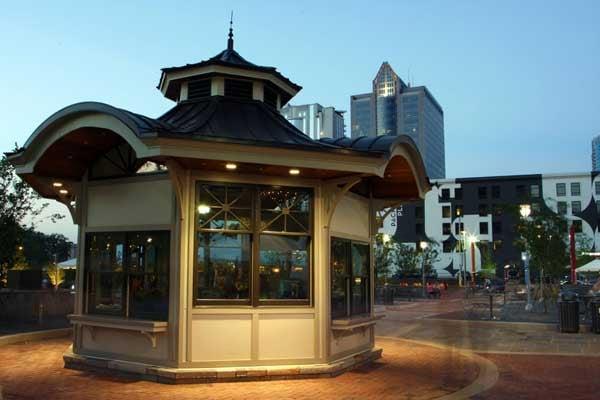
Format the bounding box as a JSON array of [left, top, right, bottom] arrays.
[[1, 0, 599, 240]]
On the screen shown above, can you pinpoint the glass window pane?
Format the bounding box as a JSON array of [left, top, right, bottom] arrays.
[[196, 233, 251, 300], [226, 209, 251, 231], [259, 235, 309, 300], [87, 232, 125, 272], [85, 231, 170, 320], [126, 232, 170, 275], [260, 188, 311, 233], [88, 272, 125, 315], [126, 231, 170, 320], [351, 243, 369, 315], [331, 239, 349, 319], [129, 274, 169, 320]]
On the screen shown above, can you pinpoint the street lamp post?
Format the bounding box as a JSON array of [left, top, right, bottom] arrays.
[[519, 204, 533, 311], [420, 241, 428, 298]]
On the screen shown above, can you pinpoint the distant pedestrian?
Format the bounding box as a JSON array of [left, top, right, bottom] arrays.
[[426, 282, 434, 298]]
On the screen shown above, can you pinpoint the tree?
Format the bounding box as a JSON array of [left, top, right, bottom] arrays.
[[21, 228, 72, 269], [390, 240, 440, 279], [46, 263, 65, 289], [374, 233, 395, 284], [0, 150, 64, 285], [479, 243, 497, 279], [420, 241, 440, 276], [514, 204, 569, 279], [514, 203, 569, 312], [390, 243, 420, 277]]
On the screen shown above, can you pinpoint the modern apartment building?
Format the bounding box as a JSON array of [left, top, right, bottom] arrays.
[[381, 172, 600, 279], [350, 62, 445, 178], [281, 103, 345, 140]]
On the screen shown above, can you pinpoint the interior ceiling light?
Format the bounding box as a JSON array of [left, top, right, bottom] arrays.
[[289, 168, 300, 175], [52, 182, 63, 187], [225, 163, 237, 170], [197, 204, 211, 214], [59, 189, 68, 195]]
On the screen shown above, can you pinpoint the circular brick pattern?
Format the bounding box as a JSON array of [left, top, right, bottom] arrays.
[[0, 338, 479, 400]]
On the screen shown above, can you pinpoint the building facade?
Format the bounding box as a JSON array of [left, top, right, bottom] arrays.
[[350, 62, 445, 179], [592, 135, 600, 171], [382, 172, 600, 279], [281, 103, 345, 140]]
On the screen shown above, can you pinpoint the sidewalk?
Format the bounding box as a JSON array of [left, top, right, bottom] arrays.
[[377, 301, 600, 355]]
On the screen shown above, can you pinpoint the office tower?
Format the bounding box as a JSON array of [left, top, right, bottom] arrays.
[[350, 62, 445, 178]]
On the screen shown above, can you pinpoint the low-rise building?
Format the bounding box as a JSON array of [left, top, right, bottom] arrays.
[[382, 172, 599, 279]]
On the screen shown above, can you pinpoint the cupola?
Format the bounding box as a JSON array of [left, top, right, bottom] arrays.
[[157, 22, 301, 110]]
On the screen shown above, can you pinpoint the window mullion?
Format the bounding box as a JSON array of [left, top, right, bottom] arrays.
[[124, 232, 130, 318], [346, 241, 352, 317], [252, 187, 260, 307]]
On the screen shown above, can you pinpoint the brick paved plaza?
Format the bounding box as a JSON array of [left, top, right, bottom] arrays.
[[2, 295, 600, 400], [0, 337, 479, 400]]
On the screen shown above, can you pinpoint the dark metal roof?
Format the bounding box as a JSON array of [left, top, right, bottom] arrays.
[[160, 48, 301, 92], [319, 134, 418, 155], [153, 96, 335, 150]]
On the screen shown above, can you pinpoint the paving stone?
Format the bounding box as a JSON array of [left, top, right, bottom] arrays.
[[0, 337, 479, 400]]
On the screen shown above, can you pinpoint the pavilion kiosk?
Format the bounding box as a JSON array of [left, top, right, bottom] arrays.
[[7, 30, 429, 383]]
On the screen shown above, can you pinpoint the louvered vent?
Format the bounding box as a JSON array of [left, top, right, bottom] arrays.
[[224, 79, 253, 99], [187, 79, 211, 100], [263, 85, 278, 108]]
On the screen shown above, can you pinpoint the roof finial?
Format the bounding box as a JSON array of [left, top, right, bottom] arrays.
[[227, 11, 234, 50]]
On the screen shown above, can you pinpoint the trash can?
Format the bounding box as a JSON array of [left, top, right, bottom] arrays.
[[558, 291, 579, 333], [384, 287, 394, 305], [590, 298, 600, 334]]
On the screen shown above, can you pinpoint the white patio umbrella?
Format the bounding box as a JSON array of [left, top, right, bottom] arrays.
[[576, 259, 600, 273], [57, 258, 77, 270]]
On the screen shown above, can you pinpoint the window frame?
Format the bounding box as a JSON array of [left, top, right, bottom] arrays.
[[84, 230, 171, 321], [556, 183, 566, 197], [557, 201, 568, 215], [570, 182, 581, 197], [330, 237, 371, 320], [193, 181, 313, 307]]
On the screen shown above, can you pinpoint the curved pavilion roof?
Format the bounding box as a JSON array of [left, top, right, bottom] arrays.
[[7, 31, 430, 204], [7, 99, 430, 202]]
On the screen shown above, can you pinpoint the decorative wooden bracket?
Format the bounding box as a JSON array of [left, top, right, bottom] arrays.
[[164, 159, 187, 218], [84, 325, 97, 341], [140, 331, 159, 348], [322, 175, 365, 229]]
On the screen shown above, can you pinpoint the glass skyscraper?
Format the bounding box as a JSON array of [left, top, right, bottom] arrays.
[[350, 62, 446, 179]]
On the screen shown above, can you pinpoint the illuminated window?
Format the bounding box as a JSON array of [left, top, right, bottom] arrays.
[[195, 182, 312, 306]]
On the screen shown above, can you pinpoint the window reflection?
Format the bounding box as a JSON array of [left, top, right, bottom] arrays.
[[330, 238, 371, 319], [259, 235, 309, 300], [195, 182, 313, 305], [86, 231, 170, 320], [196, 233, 250, 300]]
